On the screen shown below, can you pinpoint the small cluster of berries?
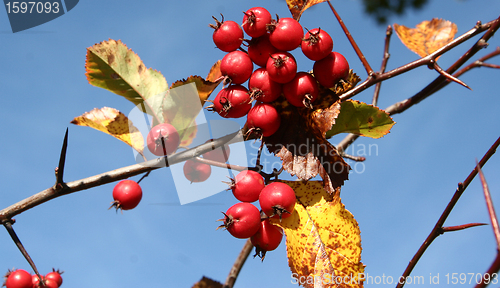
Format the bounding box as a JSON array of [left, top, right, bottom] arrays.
[[210, 6, 350, 137], [220, 170, 296, 259], [3, 269, 62, 288]]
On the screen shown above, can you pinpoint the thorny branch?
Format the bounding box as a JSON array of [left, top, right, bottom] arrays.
[[396, 136, 500, 288]]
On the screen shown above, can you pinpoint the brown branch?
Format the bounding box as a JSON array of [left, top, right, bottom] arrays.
[[223, 239, 253, 288], [477, 162, 500, 250], [339, 16, 500, 102], [3, 221, 44, 282], [372, 25, 393, 106], [0, 129, 243, 223], [432, 61, 471, 90], [474, 162, 500, 288], [326, 1, 374, 76], [396, 136, 500, 288]]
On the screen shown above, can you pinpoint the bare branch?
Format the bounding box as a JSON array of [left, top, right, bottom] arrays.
[[372, 25, 393, 106], [396, 136, 500, 288], [477, 162, 500, 250], [326, 1, 374, 76], [441, 223, 487, 233], [223, 239, 253, 288]]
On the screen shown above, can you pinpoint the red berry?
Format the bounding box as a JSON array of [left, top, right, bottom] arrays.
[[313, 51, 350, 88], [247, 34, 278, 67], [246, 103, 281, 137], [219, 202, 261, 239], [301, 28, 334, 61], [183, 159, 211, 183], [211, 85, 252, 118], [251, 219, 283, 259], [4, 269, 32, 288], [266, 52, 297, 84], [248, 68, 282, 103], [44, 270, 62, 287], [231, 170, 265, 202], [41, 279, 59, 288], [110, 180, 143, 211], [220, 51, 253, 85], [283, 72, 319, 108], [268, 17, 304, 51], [259, 182, 296, 219], [32, 274, 44, 288], [242, 7, 272, 38], [202, 139, 230, 163], [146, 123, 180, 156], [211, 16, 243, 52]]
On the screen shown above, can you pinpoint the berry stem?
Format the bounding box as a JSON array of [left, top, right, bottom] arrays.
[[3, 221, 44, 283]]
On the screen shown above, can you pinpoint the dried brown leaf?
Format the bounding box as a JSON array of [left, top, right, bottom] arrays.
[[191, 276, 223, 288], [394, 18, 457, 58], [286, 0, 329, 21]]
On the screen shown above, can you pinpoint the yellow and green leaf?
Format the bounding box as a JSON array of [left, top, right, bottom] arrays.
[[271, 181, 364, 288], [85, 39, 168, 116], [70, 107, 144, 156], [326, 100, 395, 139]]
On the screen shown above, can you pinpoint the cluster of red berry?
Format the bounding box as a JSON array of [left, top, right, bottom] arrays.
[[210, 6, 350, 137], [220, 170, 297, 259], [3, 269, 62, 288]]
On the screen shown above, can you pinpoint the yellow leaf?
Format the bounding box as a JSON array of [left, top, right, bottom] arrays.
[[205, 60, 222, 83], [271, 181, 364, 288], [170, 76, 221, 107], [286, 0, 328, 21], [394, 18, 457, 58], [71, 107, 144, 155]]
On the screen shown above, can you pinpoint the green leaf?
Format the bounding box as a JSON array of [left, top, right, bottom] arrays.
[[85, 39, 169, 119], [326, 100, 395, 139]]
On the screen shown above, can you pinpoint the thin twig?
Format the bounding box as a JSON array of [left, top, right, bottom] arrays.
[[372, 25, 393, 106], [326, 1, 374, 76], [193, 156, 249, 172], [223, 239, 253, 288], [477, 161, 500, 250], [3, 221, 44, 282], [432, 61, 471, 90], [396, 136, 500, 288]]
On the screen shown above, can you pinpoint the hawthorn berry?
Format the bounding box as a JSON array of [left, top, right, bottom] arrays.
[[183, 159, 211, 183], [266, 52, 297, 84], [246, 103, 281, 137], [146, 123, 180, 156], [31, 274, 44, 288], [247, 34, 278, 67], [230, 170, 265, 202], [202, 139, 230, 163], [248, 68, 282, 103], [313, 51, 350, 88], [110, 180, 143, 211], [242, 7, 272, 38], [301, 28, 334, 61], [210, 16, 243, 52], [259, 182, 296, 220], [268, 17, 304, 51], [40, 279, 59, 288], [220, 50, 254, 85], [210, 85, 252, 118], [219, 202, 261, 239], [44, 270, 63, 287], [3, 269, 32, 288], [283, 72, 319, 108], [251, 219, 284, 260]]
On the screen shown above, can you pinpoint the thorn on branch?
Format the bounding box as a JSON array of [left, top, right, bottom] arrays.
[[54, 128, 69, 188], [440, 223, 487, 234], [432, 61, 472, 90]]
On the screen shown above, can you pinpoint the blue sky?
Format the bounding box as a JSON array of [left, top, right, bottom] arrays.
[[1, 0, 500, 287]]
